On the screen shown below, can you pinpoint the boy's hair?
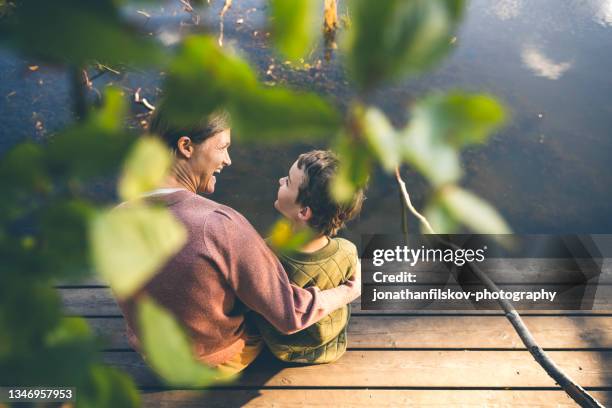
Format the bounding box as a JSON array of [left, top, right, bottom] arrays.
[[150, 103, 230, 150], [296, 150, 364, 237]]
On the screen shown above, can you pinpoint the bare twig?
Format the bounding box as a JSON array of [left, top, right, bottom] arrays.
[[134, 87, 156, 112], [218, 0, 233, 46], [394, 166, 605, 408], [394, 167, 435, 234]]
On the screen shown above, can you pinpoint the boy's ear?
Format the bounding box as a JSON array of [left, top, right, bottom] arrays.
[[298, 206, 313, 222]]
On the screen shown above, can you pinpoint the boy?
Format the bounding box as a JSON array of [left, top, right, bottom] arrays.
[[255, 150, 365, 364]]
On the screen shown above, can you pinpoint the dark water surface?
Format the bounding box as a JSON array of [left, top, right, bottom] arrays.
[[1, 0, 611, 235]]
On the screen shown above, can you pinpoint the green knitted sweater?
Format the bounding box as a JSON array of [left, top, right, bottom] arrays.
[[255, 237, 358, 364]]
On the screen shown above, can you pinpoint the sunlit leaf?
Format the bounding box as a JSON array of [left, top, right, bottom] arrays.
[[346, 0, 465, 88], [138, 297, 221, 386], [331, 136, 371, 203], [402, 111, 461, 187], [268, 218, 313, 253], [402, 92, 506, 187], [47, 87, 135, 180], [414, 92, 507, 147], [423, 201, 459, 234], [162, 36, 257, 126], [439, 185, 511, 233], [270, 0, 319, 60], [0, 0, 166, 66], [90, 204, 187, 299], [361, 107, 401, 172], [231, 87, 341, 142], [118, 137, 173, 201]]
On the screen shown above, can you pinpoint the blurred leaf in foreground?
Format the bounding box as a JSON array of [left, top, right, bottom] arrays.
[[118, 137, 173, 201], [438, 185, 511, 234], [138, 297, 221, 387], [423, 201, 459, 234], [268, 218, 314, 254], [46, 87, 135, 181], [162, 36, 257, 126], [346, 0, 465, 89], [269, 0, 319, 60], [402, 92, 506, 187], [79, 364, 141, 408], [361, 107, 401, 172], [331, 135, 371, 203], [231, 86, 341, 142], [0, 0, 166, 66], [90, 204, 187, 299]]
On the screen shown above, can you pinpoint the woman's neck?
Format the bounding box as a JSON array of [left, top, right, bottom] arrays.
[[162, 162, 198, 193], [299, 234, 329, 253]]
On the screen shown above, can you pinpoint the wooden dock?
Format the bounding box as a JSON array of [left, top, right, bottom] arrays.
[[60, 265, 612, 407]]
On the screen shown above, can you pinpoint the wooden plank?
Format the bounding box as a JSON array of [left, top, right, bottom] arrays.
[[140, 389, 612, 407], [89, 315, 612, 350], [103, 350, 612, 388], [59, 288, 612, 317]]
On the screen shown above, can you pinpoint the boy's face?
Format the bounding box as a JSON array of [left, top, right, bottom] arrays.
[[274, 160, 308, 225]]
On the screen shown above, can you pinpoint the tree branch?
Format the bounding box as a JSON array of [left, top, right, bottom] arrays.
[[394, 166, 605, 408]]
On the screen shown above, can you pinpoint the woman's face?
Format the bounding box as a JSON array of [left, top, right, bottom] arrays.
[[188, 129, 232, 194]]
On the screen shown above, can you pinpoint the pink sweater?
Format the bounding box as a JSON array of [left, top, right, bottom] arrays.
[[118, 190, 360, 365]]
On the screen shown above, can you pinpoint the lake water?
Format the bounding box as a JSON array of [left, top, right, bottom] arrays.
[[1, 0, 611, 235]]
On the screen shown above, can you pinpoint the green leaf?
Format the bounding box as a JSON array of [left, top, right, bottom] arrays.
[[346, 0, 465, 88], [118, 137, 173, 201], [78, 364, 140, 408], [231, 87, 341, 142], [331, 136, 371, 203], [47, 87, 135, 180], [415, 92, 507, 147], [423, 201, 459, 234], [90, 204, 187, 299], [361, 107, 401, 172], [39, 200, 96, 278], [162, 36, 258, 126], [0, 0, 166, 66], [439, 186, 511, 234], [401, 92, 506, 187], [402, 111, 462, 187], [138, 297, 221, 386], [267, 218, 314, 254], [270, 0, 319, 60]]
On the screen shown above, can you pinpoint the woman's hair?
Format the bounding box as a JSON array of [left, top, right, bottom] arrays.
[[296, 150, 365, 237], [149, 104, 230, 150]]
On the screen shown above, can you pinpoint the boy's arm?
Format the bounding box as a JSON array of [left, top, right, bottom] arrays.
[[204, 210, 361, 335]]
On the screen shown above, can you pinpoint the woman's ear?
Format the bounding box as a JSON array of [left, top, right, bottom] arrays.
[[298, 206, 313, 222], [176, 136, 193, 159]]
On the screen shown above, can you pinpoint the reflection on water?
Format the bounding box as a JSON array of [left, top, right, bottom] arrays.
[[1, 0, 611, 234], [490, 0, 523, 20], [521, 45, 572, 80]]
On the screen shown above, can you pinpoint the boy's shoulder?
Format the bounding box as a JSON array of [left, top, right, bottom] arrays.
[[331, 237, 358, 257]]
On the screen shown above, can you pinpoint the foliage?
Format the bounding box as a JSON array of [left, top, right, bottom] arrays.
[[0, 0, 511, 406]]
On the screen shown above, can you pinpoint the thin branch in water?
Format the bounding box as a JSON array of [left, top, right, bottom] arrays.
[[218, 0, 233, 47], [394, 166, 605, 408]]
